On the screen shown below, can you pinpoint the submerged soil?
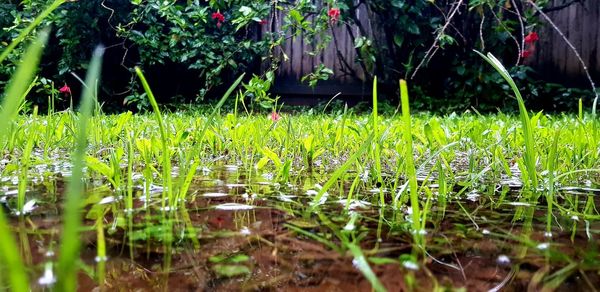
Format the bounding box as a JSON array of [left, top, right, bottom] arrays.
[[2, 166, 600, 291]]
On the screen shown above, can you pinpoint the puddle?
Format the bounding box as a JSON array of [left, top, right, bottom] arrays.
[[1, 165, 599, 291]]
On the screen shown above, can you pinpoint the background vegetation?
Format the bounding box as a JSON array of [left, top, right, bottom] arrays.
[[0, 0, 596, 112]]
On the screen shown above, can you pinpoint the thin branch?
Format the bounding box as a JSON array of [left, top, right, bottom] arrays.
[[488, 5, 522, 66], [410, 0, 464, 80], [511, 0, 525, 66]]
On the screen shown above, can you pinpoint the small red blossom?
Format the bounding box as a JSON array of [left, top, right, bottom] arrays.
[[211, 11, 225, 22], [521, 49, 533, 58], [259, 19, 268, 25], [328, 8, 340, 24], [270, 111, 281, 122], [524, 32, 539, 45], [212, 11, 225, 28], [59, 84, 71, 95]]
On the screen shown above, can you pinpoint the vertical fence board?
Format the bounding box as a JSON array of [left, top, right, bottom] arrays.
[[535, 0, 600, 84], [270, 0, 371, 90]]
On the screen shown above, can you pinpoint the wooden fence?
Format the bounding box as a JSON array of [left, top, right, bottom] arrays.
[[268, 0, 373, 99], [268, 0, 600, 98], [534, 0, 600, 85]]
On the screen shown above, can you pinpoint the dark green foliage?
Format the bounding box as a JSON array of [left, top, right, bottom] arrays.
[[0, 0, 595, 112]]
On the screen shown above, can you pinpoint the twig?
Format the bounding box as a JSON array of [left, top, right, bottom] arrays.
[[488, 5, 522, 66], [411, 0, 464, 80], [510, 0, 525, 67]]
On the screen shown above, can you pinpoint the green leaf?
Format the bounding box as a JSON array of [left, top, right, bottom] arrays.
[[212, 264, 251, 278]]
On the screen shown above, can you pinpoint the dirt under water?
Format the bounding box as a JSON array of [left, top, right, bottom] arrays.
[[2, 166, 600, 291]]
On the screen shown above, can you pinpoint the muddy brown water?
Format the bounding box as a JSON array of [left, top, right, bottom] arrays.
[[1, 166, 599, 291]]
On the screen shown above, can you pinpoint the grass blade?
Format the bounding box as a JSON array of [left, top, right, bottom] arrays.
[[400, 80, 423, 248], [372, 77, 384, 206], [134, 67, 172, 206], [0, 0, 65, 64], [57, 46, 104, 291], [0, 29, 49, 146], [475, 51, 538, 188], [310, 134, 374, 208], [346, 242, 387, 292], [0, 29, 51, 292]]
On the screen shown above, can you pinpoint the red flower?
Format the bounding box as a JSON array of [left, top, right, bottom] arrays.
[[212, 11, 225, 28], [328, 8, 340, 24], [259, 19, 268, 25], [59, 84, 71, 95], [211, 11, 225, 23], [270, 111, 281, 122], [521, 49, 533, 58], [524, 32, 539, 45]]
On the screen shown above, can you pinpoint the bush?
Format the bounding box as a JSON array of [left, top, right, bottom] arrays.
[[0, 0, 594, 112]]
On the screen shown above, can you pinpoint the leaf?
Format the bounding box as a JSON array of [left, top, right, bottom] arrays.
[[212, 264, 251, 278], [239, 6, 253, 16], [85, 156, 114, 178], [393, 35, 404, 47], [261, 147, 282, 168]]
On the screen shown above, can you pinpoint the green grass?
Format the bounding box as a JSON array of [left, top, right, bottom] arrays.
[[1, 108, 600, 289], [477, 51, 538, 189], [400, 79, 423, 249], [2, 68, 600, 290]]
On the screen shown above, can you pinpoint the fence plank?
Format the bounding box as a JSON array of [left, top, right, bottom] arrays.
[[271, 0, 370, 89], [535, 0, 600, 84]]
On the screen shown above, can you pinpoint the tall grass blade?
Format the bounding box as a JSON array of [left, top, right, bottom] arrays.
[[476, 51, 538, 188], [0, 29, 50, 292], [372, 77, 384, 206], [400, 80, 423, 248], [134, 67, 172, 206], [0, 0, 65, 64], [546, 130, 560, 234], [196, 74, 245, 144], [0, 29, 49, 146], [57, 46, 104, 291]]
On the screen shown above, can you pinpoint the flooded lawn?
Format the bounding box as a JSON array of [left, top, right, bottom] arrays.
[[3, 163, 599, 291], [1, 111, 600, 291]]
